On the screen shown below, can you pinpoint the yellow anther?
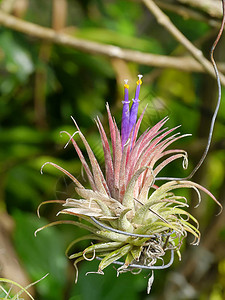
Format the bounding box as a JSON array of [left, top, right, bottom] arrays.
[[124, 84, 129, 89], [136, 79, 142, 85]]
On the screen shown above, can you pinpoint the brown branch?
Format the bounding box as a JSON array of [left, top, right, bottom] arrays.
[[33, 0, 68, 129], [52, 0, 67, 31], [0, 10, 225, 82], [142, 0, 225, 86], [176, 0, 223, 18], [156, 0, 221, 27], [0, 0, 17, 13]]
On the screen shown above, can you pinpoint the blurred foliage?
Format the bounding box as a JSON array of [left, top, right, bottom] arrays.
[[0, 0, 225, 299], [13, 212, 68, 300]]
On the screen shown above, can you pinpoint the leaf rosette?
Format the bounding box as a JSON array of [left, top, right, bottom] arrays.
[[38, 76, 222, 292]]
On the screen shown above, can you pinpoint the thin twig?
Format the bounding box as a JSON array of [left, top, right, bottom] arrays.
[[142, 0, 225, 86], [176, 0, 223, 18], [156, 0, 225, 181], [90, 216, 156, 238], [0, 11, 225, 80], [96, 249, 174, 270], [156, 0, 220, 27]]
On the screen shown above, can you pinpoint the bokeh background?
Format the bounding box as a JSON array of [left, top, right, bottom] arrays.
[[0, 0, 225, 299]]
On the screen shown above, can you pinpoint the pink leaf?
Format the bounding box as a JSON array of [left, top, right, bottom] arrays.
[[96, 117, 115, 197], [61, 131, 96, 190]]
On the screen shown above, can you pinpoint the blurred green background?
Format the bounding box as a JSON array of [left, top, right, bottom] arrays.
[[0, 0, 225, 299]]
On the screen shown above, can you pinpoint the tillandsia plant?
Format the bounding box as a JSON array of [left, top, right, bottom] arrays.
[[38, 75, 222, 292], [38, 2, 225, 294]]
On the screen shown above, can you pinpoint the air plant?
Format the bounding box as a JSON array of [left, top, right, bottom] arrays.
[[38, 72, 222, 293], [38, 1, 225, 293]]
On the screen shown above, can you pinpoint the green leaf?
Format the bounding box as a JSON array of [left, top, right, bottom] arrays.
[[98, 244, 132, 271]]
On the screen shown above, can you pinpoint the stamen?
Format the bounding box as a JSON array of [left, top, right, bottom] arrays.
[[134, 74, 143, 101], [136, 74, 143, 86], [124, 79, 129, 90]]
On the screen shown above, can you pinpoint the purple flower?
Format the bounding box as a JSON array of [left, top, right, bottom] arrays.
[[121, 79, 130, 148], [121, 75, 143, 149]]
